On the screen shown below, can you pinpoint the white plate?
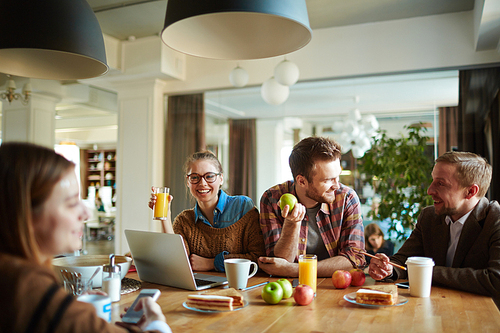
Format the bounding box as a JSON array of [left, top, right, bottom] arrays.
[[343, 292, 408, 308], [183, 300, 248, 313]]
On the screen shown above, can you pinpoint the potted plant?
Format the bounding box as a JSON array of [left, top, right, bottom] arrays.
[[357, 125, 434, 240]]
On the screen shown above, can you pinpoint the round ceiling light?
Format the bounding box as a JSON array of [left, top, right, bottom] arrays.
[[274, 59, 300, 86], [261, 77, 290, 105], [229, 66, 249, 88], [161, 0, 312, 60], [0, 0, 108, 80]]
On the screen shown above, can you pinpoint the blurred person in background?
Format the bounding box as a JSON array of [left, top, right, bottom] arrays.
[[364, 223, 394, 265]]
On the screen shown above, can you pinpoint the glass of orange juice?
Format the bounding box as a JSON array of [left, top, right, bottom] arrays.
[[153, 186, 170, 220], [298, 254, 317, 295]]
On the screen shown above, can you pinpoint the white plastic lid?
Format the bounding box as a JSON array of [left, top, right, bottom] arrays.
[[405, 256, 435, 266]]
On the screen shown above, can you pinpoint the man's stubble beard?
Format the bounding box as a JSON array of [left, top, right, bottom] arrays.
[[305, 186, 335, 205]]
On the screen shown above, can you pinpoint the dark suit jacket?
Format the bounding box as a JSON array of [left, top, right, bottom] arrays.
[[390, 197, 500, 300]]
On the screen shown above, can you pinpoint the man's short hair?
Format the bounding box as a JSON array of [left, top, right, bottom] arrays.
[[436, 151, 492, 197], [289, 136, 342, 182]]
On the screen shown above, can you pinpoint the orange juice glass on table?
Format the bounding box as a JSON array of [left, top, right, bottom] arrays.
[[153, 186, 170, 220], [299, 254, 317, 295]]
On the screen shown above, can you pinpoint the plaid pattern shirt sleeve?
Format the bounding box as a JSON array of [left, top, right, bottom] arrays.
[[259, 181, 294, 256], [318, 186, 366, 268]]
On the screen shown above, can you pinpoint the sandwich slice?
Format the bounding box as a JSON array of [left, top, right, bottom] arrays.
[[203, 288, 245, 308], [355, 285, 398, 305], [186, 294, 234, 311]]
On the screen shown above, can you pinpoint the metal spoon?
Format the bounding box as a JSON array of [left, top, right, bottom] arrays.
[[61, 270, 76, 295], [88, 267, 100, 286]]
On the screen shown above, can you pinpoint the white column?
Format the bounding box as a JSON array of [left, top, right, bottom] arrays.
[[1, 80, 59, 148], [256, 119, 286, 203], [112, 78, 167, 254]]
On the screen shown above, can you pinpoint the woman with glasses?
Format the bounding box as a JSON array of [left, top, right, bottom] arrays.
[[149, 151, 265, 272]]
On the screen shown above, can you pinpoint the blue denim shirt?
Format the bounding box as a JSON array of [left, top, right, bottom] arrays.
[[193, 190, 254, 272]]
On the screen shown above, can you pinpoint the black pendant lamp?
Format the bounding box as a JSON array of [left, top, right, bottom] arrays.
[[0, 0, 108, 80], [161, 0, 312, 60]]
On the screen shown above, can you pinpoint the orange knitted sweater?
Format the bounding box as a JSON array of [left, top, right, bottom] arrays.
[[173, 207, 266, 263]]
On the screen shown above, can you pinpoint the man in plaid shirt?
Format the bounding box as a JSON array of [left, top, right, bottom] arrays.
[[258, 136, 366, 277]]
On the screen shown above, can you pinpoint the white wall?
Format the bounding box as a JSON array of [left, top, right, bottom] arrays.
[[158, 11, 500, 96]]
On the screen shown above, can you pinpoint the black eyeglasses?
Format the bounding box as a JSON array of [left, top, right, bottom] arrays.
[[186, 172, 221, 184]]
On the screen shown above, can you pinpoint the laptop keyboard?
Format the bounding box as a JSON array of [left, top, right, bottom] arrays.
[[195, 279, 215, 287]]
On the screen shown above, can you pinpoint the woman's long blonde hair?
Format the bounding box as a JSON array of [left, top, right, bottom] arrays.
[[0, 142, 74, 265]]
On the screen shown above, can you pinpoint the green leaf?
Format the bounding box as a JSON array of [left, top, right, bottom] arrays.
[[358, 124, 433, 240]]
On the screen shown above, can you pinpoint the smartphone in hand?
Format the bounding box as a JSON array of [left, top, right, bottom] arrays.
[[121, 289, 161, 324]]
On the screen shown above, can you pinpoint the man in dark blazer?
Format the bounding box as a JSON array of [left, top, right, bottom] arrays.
[[369, 151, 500, 304]]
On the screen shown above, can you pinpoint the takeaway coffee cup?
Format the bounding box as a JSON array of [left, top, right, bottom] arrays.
[[405, 256, 435, 297], [224, 259, 258, 290], [77, 294, 112, 322]]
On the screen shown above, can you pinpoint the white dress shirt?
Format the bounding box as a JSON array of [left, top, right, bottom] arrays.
[[445, 210, 473, 267]]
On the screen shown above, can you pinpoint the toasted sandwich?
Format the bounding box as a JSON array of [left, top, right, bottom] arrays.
[[355, 285, 398, 305], [186, 294, 234, 311], [203, 287, 245, 308]]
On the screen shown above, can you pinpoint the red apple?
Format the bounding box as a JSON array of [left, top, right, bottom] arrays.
[[349, 268, 366, 287], [293, 284, 314, 306], [332, 270, 352, 289]]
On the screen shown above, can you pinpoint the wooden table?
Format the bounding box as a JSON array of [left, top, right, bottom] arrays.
[[113, 272, 500, 332]]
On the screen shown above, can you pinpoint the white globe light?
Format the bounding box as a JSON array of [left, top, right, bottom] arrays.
[[274, 60, 299, 86], [229, 66, 249, 87], [261, 77, 290, 105], [343, 120, 360, 138], [359, 136, 372, 152], [351, 146, 366, 159], [361, 114, 379, 134], [348, 108, 362, 122], [337, 131, 353, 152]]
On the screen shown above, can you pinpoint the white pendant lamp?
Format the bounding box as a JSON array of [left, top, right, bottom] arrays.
[[0, 0, 108, 80], [261, 77, 290, 105], [333, 111, 380, 159], [161, 0, 312, 60], [229, 66, 249, 88], [348, 108, 362, 122], [274, 59, 300, 86], [361, 114, 380, 135]]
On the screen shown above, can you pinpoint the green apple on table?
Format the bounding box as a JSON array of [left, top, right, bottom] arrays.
[[261, 282, 284, 305], [276, 278, 293, 299]]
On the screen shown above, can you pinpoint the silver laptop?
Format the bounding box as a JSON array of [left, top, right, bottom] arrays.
[[124, 229, 227, 291]]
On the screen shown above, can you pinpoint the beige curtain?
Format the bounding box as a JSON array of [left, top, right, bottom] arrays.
[[165, 94, 205, 217], [438, 106, 459, 157], [228, 119, 257, 204]]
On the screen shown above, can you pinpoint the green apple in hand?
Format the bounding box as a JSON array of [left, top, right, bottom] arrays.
[[261, 282, 283, 304], [276, 278, 293, 299], [279, 193, 298, 211]]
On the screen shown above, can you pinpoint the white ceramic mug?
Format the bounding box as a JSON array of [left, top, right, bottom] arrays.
[[224, 258, 258, 290], [405, 256, 435, 297], [77, 294, 112, 322]]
